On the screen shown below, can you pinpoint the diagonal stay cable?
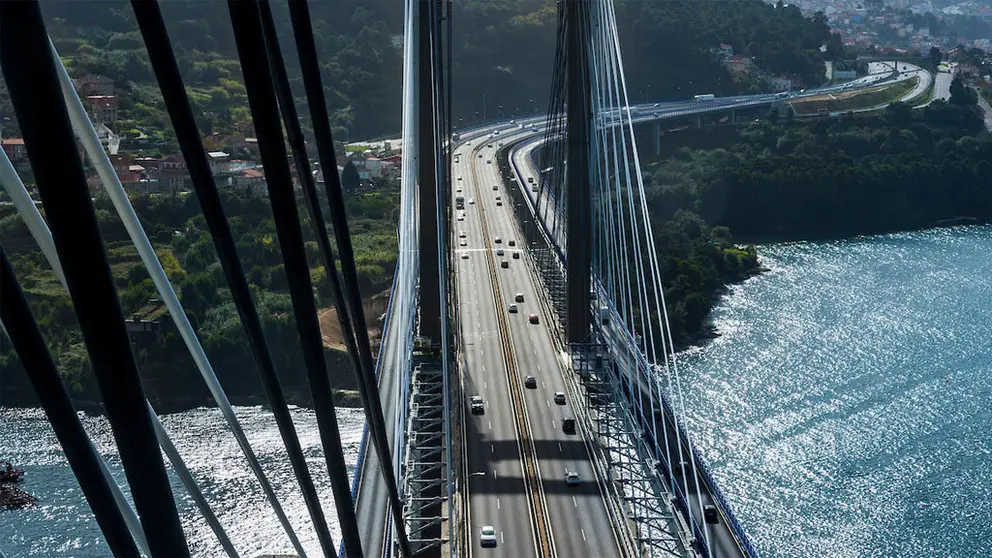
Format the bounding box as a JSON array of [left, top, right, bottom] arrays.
[[285, 3, 414, 557], [0, 249, 140, 558], [256, 2, 411, 556], [225, 2, 364, 557], [4, 121, 237, 557], [0, 4, 190, 556], [129, 2, 319, 556], [1, 148, 153, 556]]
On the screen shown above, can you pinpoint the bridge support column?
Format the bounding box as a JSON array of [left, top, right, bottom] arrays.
[[417, 0, 442, 343], [695, 115, 702, 129], [565, 0, 592, 344], [653, 121, 661, 156]]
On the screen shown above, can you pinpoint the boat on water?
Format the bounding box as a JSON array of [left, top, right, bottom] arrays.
[[0, 462, 35, 509], [1, 483, 37, 509], [1, 462, 25, 484]]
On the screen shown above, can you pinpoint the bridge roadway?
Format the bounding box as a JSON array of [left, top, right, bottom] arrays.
[[352, 67, 921, 556], [509, 131, 747, 558], [454, 128, 625, 557]]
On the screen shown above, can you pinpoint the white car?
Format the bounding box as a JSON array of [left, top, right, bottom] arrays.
[[459, 240, 467, 247], [480, 525, 497, 547], [459, 232, 467, 238], [565, 470, 580, 486], [470, 396, 485, 414], [492, 185, 498, 191], [469, 199, 476, 205], [461, 253, 469, 259], [458, 215, 464, 221], [494, 237, 502, 244], [457, 176, 462, 181]]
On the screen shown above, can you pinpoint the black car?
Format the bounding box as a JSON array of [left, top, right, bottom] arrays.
[[562, 417, 576, 434], [524, 375, 537, 389], [704, 504, 719, 524]]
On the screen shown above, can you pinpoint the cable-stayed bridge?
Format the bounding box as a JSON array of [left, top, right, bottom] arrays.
[[1, 1, 907, 557]]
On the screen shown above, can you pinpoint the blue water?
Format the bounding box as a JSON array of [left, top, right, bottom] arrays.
[[4, 227, 992, 557], [679, 226, 992, 557], [0, 406, 364, 557]]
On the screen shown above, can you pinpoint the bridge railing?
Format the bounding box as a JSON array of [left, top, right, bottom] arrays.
[[594, 286, 760, 558], [509, 132, 758, 557]]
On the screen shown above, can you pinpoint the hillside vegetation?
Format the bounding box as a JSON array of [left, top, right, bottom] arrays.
[[0, 0, 834, 141], [643, 97, 992, 239]]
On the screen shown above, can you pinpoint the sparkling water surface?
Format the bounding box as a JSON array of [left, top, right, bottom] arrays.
[[4, 226, 992, 557], [0, 405, 364, 557], [679, 226, 992, 558]]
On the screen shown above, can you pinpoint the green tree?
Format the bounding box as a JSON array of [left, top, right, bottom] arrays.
[[342, 161, 360, 192], [949, 75, 977, 106], [929, 46, 942, 68]]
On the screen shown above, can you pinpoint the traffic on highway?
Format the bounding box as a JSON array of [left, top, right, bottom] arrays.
[[453, 125, 627, 557]]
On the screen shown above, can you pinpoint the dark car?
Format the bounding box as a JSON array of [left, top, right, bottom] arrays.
[[562, 417, 576, 434], [524, 376, 537, 389], [704, 504, 719, 524]]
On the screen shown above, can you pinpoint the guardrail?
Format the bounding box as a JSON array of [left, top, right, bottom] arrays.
[[595, 289, 760, 558], [344, 258, 402, 558]]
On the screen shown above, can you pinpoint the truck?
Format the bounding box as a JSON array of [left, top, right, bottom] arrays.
[[693, 94, 715, 102], [455, 194, 465, 209]]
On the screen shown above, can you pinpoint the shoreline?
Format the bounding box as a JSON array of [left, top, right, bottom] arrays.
[[0, 388, 364, 416]]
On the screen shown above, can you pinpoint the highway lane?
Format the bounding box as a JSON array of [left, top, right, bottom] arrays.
[[509, 135, 747, 558], [471, 134, 626, 558], [453, 136, 540, 558]]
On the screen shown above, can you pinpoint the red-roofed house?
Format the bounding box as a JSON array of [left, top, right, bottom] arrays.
[[73, 74, 115, 96], [1, 138, 26, 162]]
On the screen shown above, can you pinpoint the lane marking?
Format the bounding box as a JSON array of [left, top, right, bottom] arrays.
[[501, 532, 504, 545], [581, 528, 587, 542], [572, 496, 578, 508], [558, 443, 563, 452], [488, 420, 492, 431], [491, 444, 494, 453], [484, 381, 488, 389], [493, 469, 498, 480]]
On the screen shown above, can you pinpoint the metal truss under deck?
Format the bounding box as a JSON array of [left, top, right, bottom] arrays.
[[402, 341, 448, 557], [572, 343, 688, 558]]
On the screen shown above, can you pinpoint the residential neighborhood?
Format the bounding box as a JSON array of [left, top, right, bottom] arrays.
[[1, 73, 403, 201]]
